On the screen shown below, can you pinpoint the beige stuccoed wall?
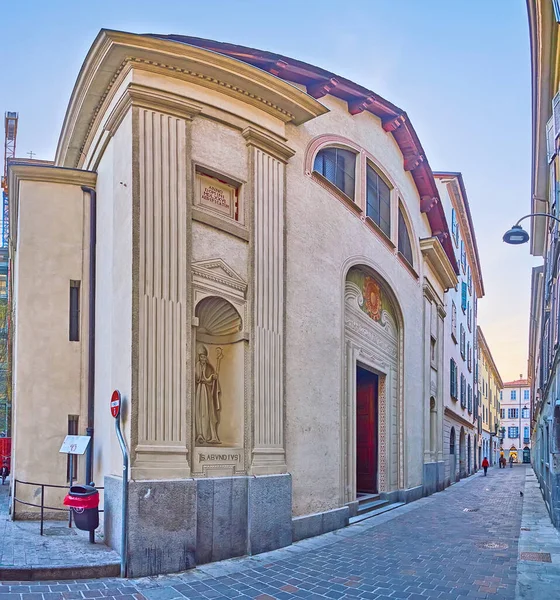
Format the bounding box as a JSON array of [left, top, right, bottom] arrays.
[[12, 179, 88, 514], [284, 96, 433, 515], [93, 110, 133, 493]]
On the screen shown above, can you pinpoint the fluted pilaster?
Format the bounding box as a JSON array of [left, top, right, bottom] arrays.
[[244, 127, 294, 475]]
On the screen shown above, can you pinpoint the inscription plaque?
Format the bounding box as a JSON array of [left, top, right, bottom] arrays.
[[196, 172, 238, 220]]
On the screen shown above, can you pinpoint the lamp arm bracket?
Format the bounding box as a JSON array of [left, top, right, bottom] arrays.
[[515, 213, 560, 227]]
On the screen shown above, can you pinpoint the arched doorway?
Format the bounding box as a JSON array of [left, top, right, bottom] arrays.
[[449, 427, 456, 482], [343, 265, 403, 504], [523, 446, 531, 463], [467, 434, 471, 474], [474, 435, 478, 471], [459, 427, 466, 478]]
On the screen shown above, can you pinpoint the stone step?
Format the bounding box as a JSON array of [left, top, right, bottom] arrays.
[[349, 501, 406, 525], [357, 498, 389, 514], [357, 493, 380, 505]]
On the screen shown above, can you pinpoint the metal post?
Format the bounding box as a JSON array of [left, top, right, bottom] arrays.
[[115, 411, 129, 578], [68, 455, 73, 528], [40, 485, 44, 536]]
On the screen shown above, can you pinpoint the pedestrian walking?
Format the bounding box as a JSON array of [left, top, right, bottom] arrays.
[[509, 455, 514, 468], [0, 462, 8, 485], [482, 456, 489, 476]]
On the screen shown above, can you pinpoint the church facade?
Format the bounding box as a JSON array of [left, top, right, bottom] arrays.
[[8, 31, 459, 576]]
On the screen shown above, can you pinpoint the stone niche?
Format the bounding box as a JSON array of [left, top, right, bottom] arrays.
[[191, 259, 248, 476]]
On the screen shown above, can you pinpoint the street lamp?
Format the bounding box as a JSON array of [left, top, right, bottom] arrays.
[[503, 213, 560, 244]]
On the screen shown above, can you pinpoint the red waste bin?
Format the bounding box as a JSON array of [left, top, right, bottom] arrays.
[[63, 484, 99, 531]]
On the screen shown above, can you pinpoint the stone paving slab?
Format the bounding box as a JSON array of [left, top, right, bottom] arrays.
[[516, 469, 560, 598], [0, 479, 120, 579], [0, 465, 540, 598]]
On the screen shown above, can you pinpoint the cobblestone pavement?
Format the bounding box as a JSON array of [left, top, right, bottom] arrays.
[[0, 479, 119, 574], [0, 465, 554, 599]]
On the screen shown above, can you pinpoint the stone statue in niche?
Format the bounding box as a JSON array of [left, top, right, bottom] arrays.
[[195, 345, 224, 445]]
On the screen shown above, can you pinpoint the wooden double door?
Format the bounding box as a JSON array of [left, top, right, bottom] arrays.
[[356, 367, 379, 494]]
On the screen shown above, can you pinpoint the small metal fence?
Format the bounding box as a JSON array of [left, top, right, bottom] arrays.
[[13, 479, 104, 536]]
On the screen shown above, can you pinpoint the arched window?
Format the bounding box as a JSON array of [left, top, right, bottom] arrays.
[[398, 206, 413, 265], [366, 163, 391, 237], [313, 147, 356, 199], [450, 427, 455, 454]]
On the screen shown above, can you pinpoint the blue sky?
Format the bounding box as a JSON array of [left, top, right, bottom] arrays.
[[0, 0, 535, 381]]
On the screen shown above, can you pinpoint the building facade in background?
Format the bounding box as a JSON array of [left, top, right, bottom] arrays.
[[527, 0, 560, 529], [435, 173, 484, 486], [500, 379, 531, 463], [477, 327, 503, 466], [7, 30, 462, 576]]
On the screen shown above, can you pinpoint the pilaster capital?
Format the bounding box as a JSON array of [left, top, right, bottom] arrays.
[[242, 126, 295, 163], [104, 83, 203, 136]]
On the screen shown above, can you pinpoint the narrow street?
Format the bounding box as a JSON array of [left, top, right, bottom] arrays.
[[1, 465, 559, 599]]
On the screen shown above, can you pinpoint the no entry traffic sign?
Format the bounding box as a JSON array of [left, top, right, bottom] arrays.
[[111, 390, 121, 418]]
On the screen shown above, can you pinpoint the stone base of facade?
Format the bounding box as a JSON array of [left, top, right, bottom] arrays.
[[422, 461, 445, 496], [104, 473, 292, 577], [292, 506, 349, 542]]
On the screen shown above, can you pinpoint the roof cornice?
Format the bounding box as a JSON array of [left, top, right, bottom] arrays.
[[476, 325, 504, 389], [55, 29, 328, 167], [154, 34, 458, 274], [420, 237, 458, 292], [433, 172, 484, 298]]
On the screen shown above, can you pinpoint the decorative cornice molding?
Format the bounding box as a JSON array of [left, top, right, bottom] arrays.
[[104, 83, 203, 136], [348, 95, 376, 115], [192, 258, 248, 294], [382, 114, 406, 132], [56, 30, 328, 167], [307, 78, 339, 99], [420, 236, 458, 292], [444, 406, 476, 430], [404, 154, 425, 171], [242, 126, 295, 163], [9, 163, 96, 188]]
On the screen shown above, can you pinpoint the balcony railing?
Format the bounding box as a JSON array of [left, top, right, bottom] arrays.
[[524, 438, 530, 445]]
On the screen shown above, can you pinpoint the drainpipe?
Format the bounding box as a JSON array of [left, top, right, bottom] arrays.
[[82, 186, 96, 499]]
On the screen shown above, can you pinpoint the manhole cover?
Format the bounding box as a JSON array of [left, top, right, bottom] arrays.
[[43, 527, 75, 537], [520, 552, 552, 562], [463, 508, 479, 512], [477, 541, 509, 550]]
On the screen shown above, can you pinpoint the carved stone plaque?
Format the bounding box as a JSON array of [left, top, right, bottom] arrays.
[[193, 446, 244, 475], [196, 172, 238, 220]]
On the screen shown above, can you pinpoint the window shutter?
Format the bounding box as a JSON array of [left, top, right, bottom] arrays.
[[461, 282, 467, 311], [554, 92, 560, 139], [547, 117, 556, 162]]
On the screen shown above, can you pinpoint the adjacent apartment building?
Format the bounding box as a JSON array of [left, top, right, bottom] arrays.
[[500, 378, 531, 463], [477, 327, 503, 466], [527, 0, 560, 528], [434, 173, 484, 485]]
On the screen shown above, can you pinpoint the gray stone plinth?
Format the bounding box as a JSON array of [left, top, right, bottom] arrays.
[[127, 479, 197, 578], [248, 473, 292, 554], [292, 506, 349, 542], [103, 476, 122, 554], [423, 461, 445, 497], [196, 476, 248, 565], [400, 484, 423, 504]]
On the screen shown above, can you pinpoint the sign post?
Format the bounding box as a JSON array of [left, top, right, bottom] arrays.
[[111, 390, 129, 578], [59, 435, 91, 528]]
